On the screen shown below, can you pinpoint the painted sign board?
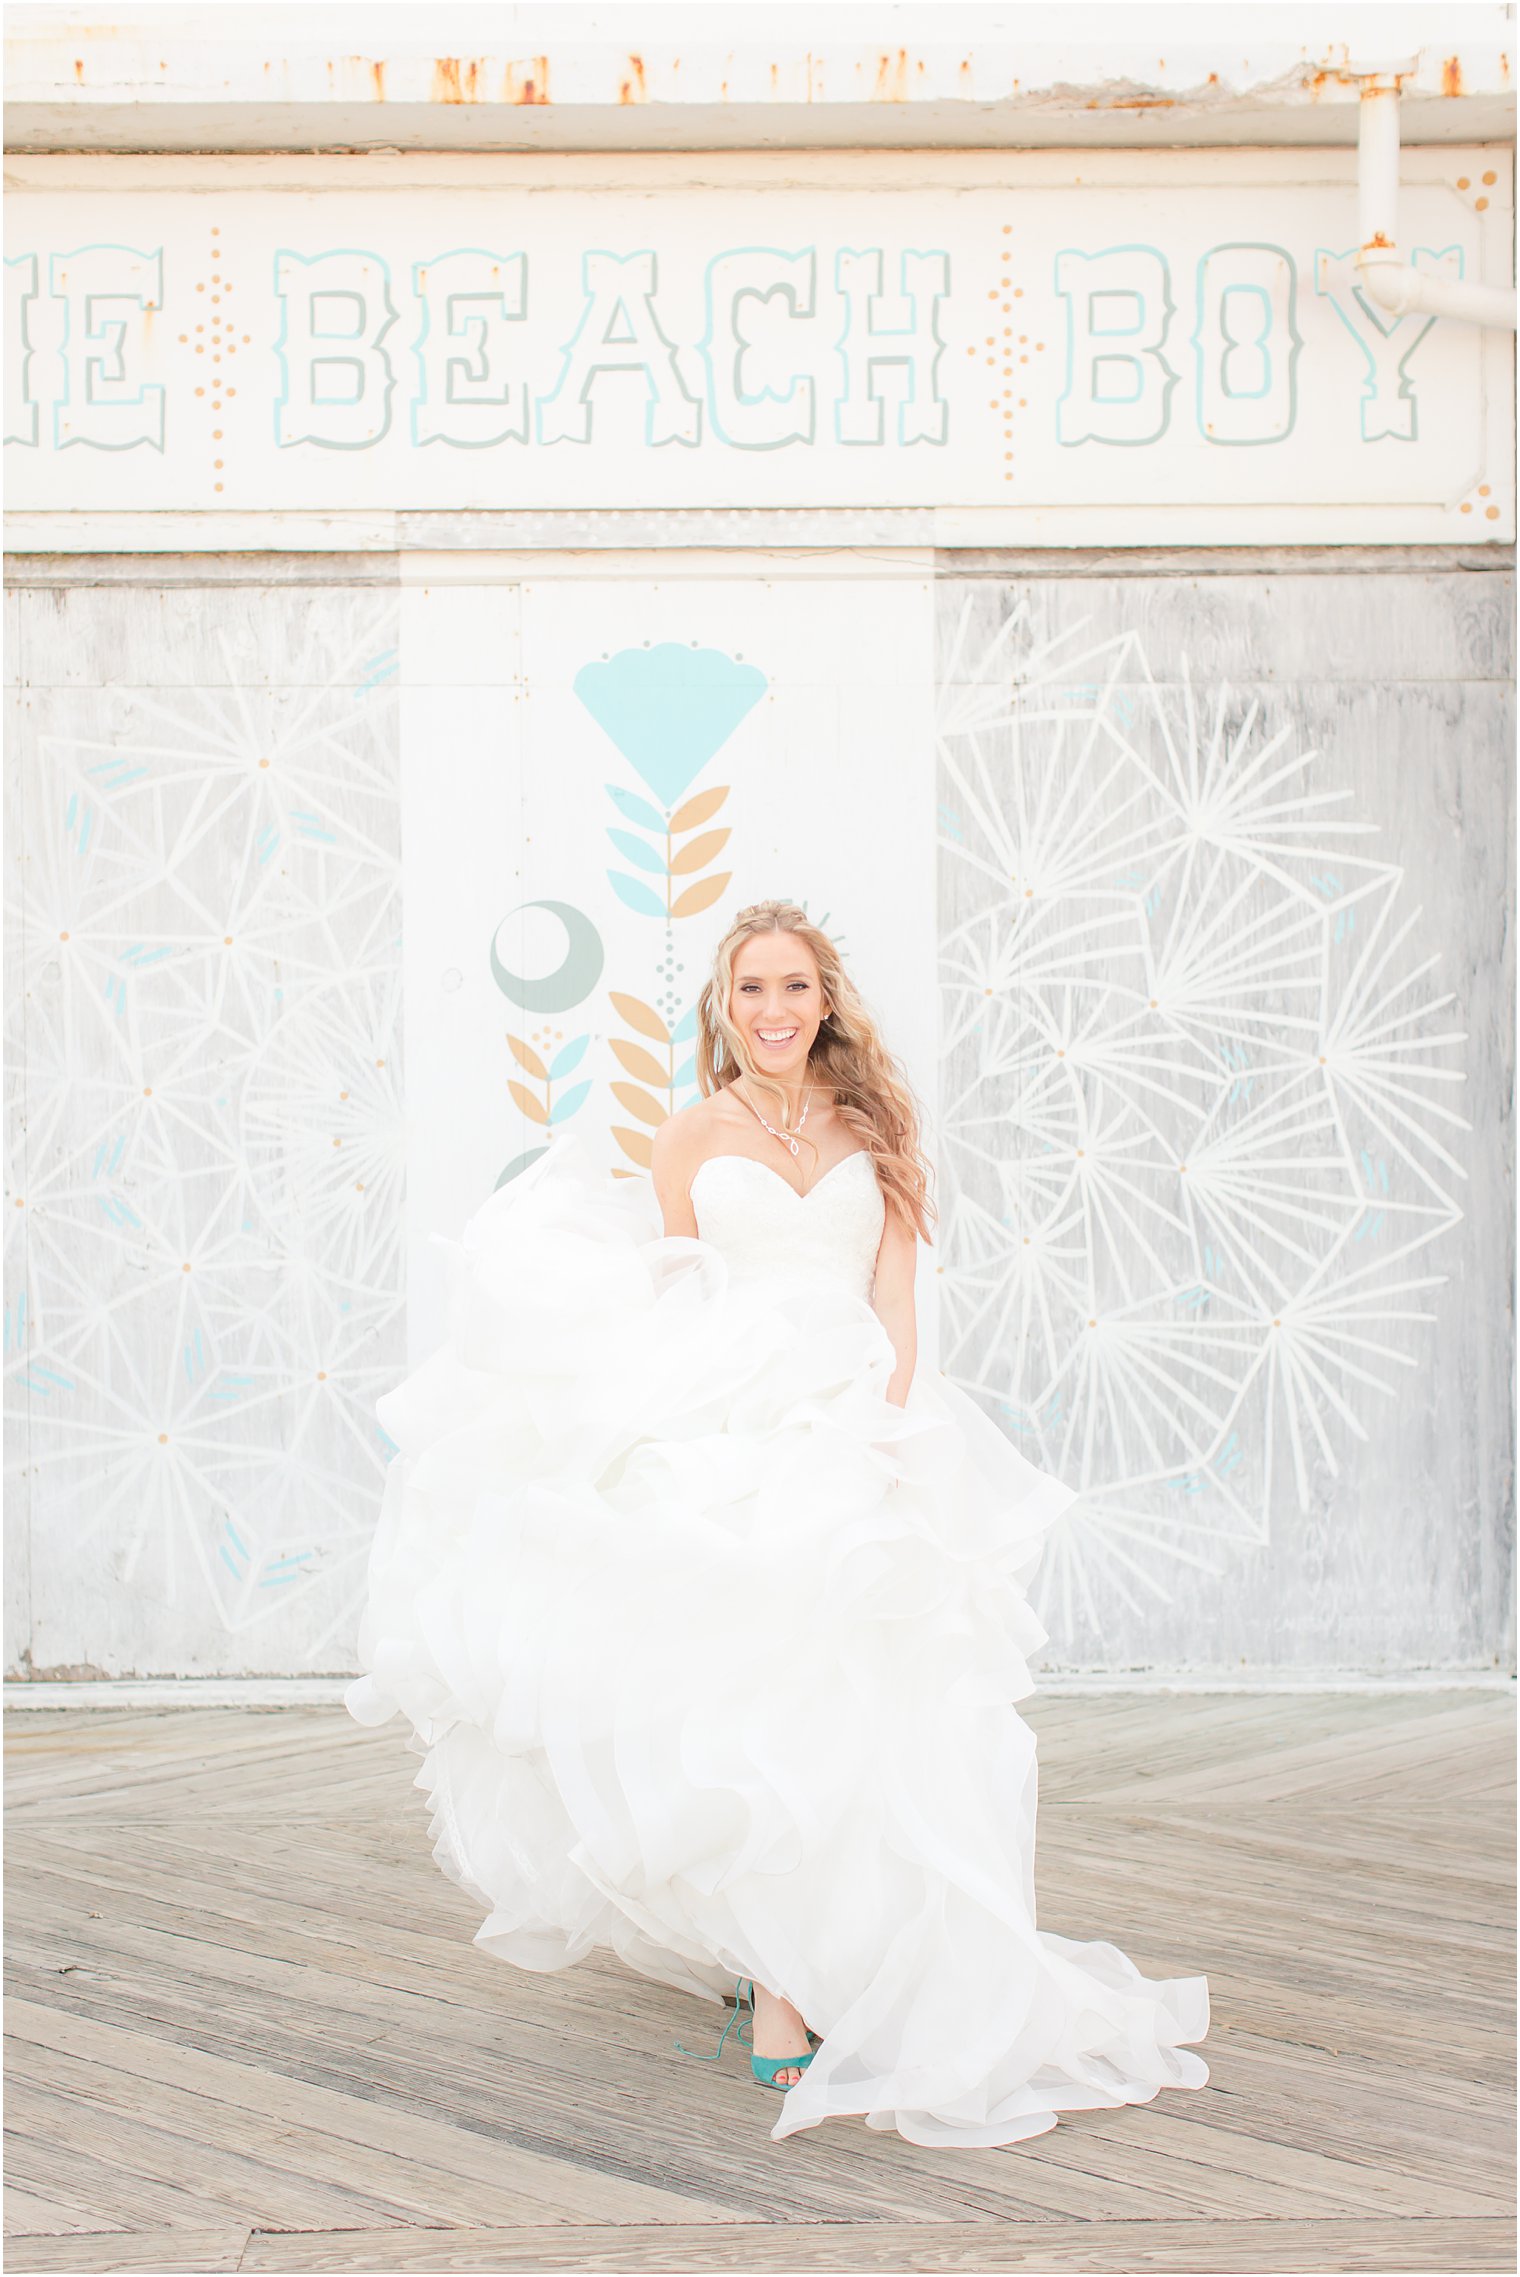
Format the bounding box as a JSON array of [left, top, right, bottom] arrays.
[[5, 150, 1513, 541]]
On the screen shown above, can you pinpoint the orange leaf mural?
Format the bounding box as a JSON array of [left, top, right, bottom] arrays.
[[507, 1035, 549, 1081], [508, 1079, 549, 1126], [671, 872, 731, 919], [610, 1038, 670, 1087], [612, 1081, 667, 1129], [669, 784, 730, 834], [608, 991, 669, 1044], [670, 827, 731, 876]]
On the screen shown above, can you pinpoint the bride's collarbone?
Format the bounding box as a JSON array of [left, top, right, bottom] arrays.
[[692, 1096, 868, 1201]]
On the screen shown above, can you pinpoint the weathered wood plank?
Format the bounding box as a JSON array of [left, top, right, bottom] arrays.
[[5, 2218, 1516, 2276], [3, 2229, 249, 2274], [3, 2129, 253, 2236], [0, 2186, 104, 2237], [4, 1695, 1513, 2273], [4, 2000, 742, 2230], [3, 1917, 1043, 2224], [232, 2217, 1520, 2275], [9, 2078, 413, 2235]]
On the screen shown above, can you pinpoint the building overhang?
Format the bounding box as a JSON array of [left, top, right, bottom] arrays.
[[4, 1, 1515, 154]]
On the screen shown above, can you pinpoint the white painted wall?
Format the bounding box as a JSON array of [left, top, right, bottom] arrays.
[[1, 14, 1511, 1683], [5, 553, 1511, 1679], [936, 564, 1514, 1674], [4, 572, 404, 1678]]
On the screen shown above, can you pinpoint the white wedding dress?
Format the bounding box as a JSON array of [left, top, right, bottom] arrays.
[[345, 1129, 1209, 2145]]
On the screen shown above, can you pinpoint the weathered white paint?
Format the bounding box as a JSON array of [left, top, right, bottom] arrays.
[[937, 566, 1514, 1674], [2, 9, 1510, 1687], [3, 579, 404, 1680], [8, 1670, 1513, 1707], [5, 149, 1512, 543], [4, 2, 1514, 150], [3, 494, 951, 557], [1357, 80, 1518, 325], [4, 554, 1510, 1679]]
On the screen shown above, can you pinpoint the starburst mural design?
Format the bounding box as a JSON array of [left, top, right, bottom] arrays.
[[936, 587, 1469, 1648], [4, 588, 403, 1673]]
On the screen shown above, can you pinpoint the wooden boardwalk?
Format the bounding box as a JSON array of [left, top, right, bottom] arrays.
[[4, 1689, 1513, 2275]]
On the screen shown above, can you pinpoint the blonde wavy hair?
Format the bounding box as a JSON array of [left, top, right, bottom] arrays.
[[694, 900, 936, 1242]]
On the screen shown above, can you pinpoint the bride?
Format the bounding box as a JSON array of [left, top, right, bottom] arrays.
[[345, 898, 1210, 2146]]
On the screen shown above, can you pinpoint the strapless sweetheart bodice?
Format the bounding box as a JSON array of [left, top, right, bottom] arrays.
[[689, 1149, 884, 1303]]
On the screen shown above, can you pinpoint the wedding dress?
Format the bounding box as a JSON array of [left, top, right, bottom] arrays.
[[344, 1129, 1209, 2145]]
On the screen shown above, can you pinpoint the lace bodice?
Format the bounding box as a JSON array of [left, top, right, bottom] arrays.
[[689, 1150, 885, 1302]]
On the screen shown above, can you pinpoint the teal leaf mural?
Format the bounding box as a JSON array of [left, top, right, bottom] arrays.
[[608, 870, 668, 919], [606, 782, 667, 832], [607, 826, 667, 876], [549, 1079, 592, 1125], [548, 1033, 590, 1079], [497, 1144, 550, 1189]]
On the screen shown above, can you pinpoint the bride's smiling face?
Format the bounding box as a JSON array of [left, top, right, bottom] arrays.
[[729, 933, 828, 1079]]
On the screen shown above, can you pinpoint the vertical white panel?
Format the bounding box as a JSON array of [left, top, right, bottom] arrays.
[[398, 554, 938, 1360]]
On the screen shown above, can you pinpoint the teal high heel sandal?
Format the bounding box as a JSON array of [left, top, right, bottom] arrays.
[[674, 1974, 818, 2090]]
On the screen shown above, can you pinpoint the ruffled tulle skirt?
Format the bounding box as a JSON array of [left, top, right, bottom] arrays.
[[345, 1132, 1209, 2144]]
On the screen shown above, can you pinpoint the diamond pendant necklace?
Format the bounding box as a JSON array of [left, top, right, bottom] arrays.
[[735, 1077, 813, 1159]]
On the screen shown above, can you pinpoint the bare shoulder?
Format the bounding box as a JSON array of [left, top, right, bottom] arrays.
[[651, 1093, 742, 1232], [651, 1091, 738, 1183]]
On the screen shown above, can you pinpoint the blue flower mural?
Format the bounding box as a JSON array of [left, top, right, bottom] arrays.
[[574, 641, 767, 807]]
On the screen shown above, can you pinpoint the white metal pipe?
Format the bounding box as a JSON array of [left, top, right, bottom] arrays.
[[1354, 79, 1516, 331], [1361, 261, 1519, 327], [1357, 82, 1401, 253]]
